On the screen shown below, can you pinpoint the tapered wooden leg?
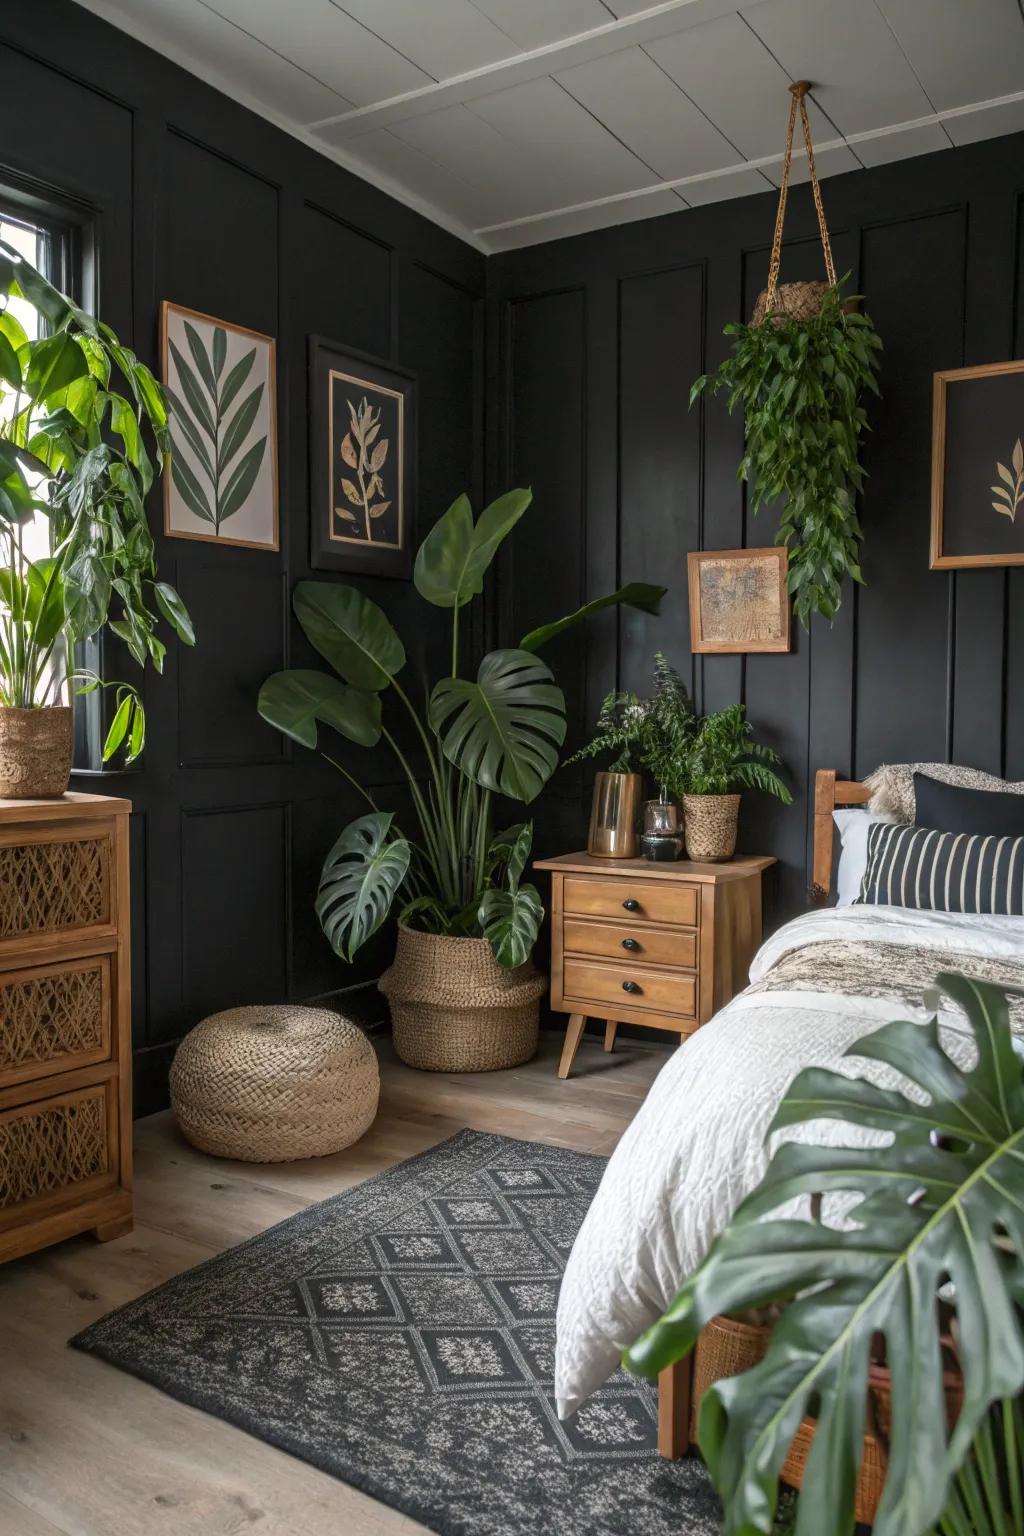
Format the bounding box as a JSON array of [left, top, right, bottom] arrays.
[[658, 1358, 692, 1459], [93, 1216, 134, 1243], [557, 1014, 588, 1079], [604, 1019, 619, 1053]]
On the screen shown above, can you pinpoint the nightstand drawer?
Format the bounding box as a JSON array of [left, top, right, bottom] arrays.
[[563, 958, 697, 1019], [563, 876, 698, 928], [563, 918, 697, 970]]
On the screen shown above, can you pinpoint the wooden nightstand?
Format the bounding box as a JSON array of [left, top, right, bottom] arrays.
[[534, 851, 775, 1079]]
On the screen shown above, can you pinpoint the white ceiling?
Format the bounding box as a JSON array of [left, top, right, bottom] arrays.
[[73, 0, 1024, 252]]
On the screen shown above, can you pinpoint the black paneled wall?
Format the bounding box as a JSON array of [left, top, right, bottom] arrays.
[[0, 0, 485, 1112], [488, 134, 1024, 920]]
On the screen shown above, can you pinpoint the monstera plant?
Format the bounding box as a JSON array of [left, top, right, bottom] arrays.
[[625, 972, 1024, 1536], [259, 488, 663, 973]]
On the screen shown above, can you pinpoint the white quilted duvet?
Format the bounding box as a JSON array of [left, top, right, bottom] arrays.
[[555, 903, 1024, 1418]]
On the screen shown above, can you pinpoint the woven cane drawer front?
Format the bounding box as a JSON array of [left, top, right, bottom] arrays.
[[0, 957, 110, 1089], [0, 830, 110, 946], [0, 1083, 111, 1213]]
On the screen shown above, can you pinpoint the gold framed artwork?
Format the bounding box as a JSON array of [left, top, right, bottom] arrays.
[[931, 358, 1024, 569], [687, 547, 791, 654], [160, 302, 279, 551], [308, 336, 416, 579]]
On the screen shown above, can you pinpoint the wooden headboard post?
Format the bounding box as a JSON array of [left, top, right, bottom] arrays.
[[811, 769, 872, 901]]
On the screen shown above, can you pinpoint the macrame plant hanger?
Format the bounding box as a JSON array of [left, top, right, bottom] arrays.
[[752, 81, 838, 326]]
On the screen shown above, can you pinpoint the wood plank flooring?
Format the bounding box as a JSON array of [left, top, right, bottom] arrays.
[[0, 1030, 671, 1536]]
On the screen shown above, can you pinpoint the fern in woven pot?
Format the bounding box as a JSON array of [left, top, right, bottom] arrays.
[[258, 488, 663, 1071], [624, 972, 1024, 1536], [0, 240, 193, 796], [680, 704, 791, 861]]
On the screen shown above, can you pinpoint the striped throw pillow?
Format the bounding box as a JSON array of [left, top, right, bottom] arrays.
[[857, 822, 1024, 915]]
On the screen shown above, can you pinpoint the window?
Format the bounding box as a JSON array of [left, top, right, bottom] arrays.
[[0, 192, 104, 769]]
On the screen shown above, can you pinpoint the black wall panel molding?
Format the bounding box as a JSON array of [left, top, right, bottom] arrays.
[[0, 0, 485, 1112], [490, 134, 1024, 921]]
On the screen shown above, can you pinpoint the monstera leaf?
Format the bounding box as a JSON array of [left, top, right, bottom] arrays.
[[487, 822, 533, 892], [315, 812, 411, 962], [429, 649, 565, 802], [293, 580, 405, 692], [414, 488, 533, 608], [519, 581, 667, 652], [478, 883, 544, 969], [257, 670, 381, 750], [624, 972, 1024, 1536]]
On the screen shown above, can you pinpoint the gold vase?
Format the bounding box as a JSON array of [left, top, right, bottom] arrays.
[[587, 771, 642, 858]]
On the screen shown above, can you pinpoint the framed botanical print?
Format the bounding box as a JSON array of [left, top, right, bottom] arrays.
[[931, 359, 1024, 568], [687, 547, 791, 654], [161, 302, 278, 551], [309, 337, 416, 578]]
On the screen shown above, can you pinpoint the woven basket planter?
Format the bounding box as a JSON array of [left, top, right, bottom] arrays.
[[693, 1313, 888, 1524], [751, 278, 830, 327], [379, 925, 545, 1073], [170, 1005, 379, 1162], [682, 793, 740, 861], [0, 706, 73, 799]]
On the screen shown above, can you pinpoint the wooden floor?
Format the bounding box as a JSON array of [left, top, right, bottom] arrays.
[[0, 1029, 671, 1536]]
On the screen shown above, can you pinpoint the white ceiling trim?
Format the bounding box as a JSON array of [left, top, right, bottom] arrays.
[[308, 0, 773, 137], [473, 87, 1024, 240], [71, 0, 492, 251]]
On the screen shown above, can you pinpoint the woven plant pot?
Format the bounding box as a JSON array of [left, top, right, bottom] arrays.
[[0, 706, 73, 799], [751, 279, 830, 327], [682, 793, 740, 861], [379, 924, 545, 1073], [170, 1004, 379, 1162], [693, 1313, 888, 1524]]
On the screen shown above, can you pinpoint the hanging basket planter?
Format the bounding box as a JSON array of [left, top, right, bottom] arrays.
[[751, 82, 837, 327]]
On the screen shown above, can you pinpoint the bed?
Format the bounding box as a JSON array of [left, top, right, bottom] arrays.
[[554, 770, 1024, 1452]]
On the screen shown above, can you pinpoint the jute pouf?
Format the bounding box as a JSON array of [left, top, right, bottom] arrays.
[[379, 925, 545, 1073], [170, 1005, 379, 1162]]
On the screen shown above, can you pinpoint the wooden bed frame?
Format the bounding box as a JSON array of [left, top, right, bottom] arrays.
[[657, 769, 870, 1458]]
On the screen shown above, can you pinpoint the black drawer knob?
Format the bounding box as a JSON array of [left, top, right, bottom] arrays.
[[622, 979, 641, 994], [621, 937, 639, 951], [622, 898, 640, 912]]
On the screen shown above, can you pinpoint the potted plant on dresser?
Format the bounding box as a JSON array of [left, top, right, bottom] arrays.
[[0, 240, 193, 794], [681, 704, 791, 861], [258, 489, 663, 1071]]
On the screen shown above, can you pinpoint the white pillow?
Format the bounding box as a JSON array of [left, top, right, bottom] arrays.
[[833, 808, 898, 906]]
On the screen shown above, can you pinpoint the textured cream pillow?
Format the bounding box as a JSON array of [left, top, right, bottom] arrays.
[[864, 763, 1024, 823]]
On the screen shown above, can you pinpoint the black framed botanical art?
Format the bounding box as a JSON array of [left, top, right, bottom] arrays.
[[309, 336, 416, 578], [931, 358, 1024, 569]]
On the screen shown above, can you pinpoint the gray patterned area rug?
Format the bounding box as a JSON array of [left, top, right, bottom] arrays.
[[72, 1129, 719, 1536]]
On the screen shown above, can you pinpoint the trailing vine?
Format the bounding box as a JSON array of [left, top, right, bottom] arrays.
[[691, 278, 882, 627]]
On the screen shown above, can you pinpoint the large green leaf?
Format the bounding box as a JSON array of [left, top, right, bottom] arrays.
[[624, 972, 1024, 1536], [25, 558, 65, 649], [478, 882, 543, 968], [219, 382, 263, 471], [519, 581, 667, 652], [25, 334, 89, 403], [293, 580, 405, 692], [487, 821, 533, 892], [257, 669, 381, 750], [153, 582, 195, 647], [218, 434, 266, 523], [315, 812, 411, 963], [429, 648, 565, 802], [168, 338, 216, 439], [414, 488, 533, 609]]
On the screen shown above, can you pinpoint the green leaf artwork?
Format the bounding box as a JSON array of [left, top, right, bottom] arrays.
[[166, 313, 270, 538]]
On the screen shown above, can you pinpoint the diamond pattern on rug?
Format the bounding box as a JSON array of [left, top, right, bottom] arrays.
[[72, 1130, 721, 1536]]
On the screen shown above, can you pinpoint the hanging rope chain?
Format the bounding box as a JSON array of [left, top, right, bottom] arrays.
[[764, 81, 837, 312]]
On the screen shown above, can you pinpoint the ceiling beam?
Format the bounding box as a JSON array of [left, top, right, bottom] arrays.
[[307, 0, 775, 138]]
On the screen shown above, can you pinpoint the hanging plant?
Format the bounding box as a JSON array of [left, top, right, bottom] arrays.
[[691, 84, 882, 626]]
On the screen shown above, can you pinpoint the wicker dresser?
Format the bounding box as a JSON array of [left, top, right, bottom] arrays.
[[535, 851, 775, 1079], [0, 793, 132, 1263]]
